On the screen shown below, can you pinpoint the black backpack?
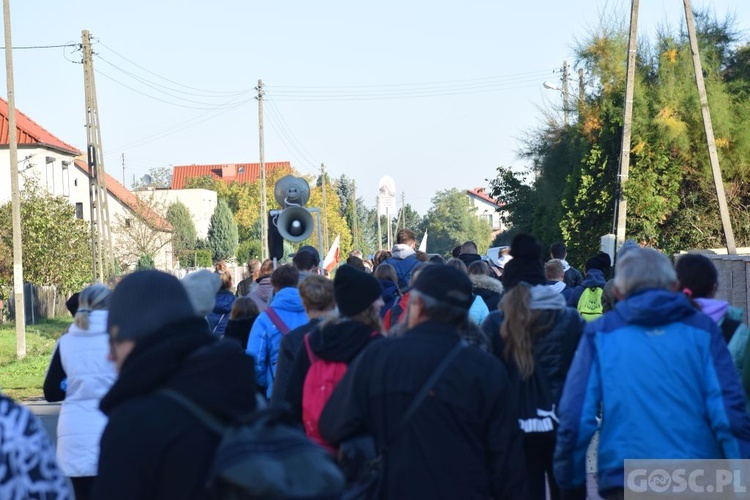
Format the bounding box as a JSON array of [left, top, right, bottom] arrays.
[[516, 365, 558, 435], [160, 389, 345, 499]]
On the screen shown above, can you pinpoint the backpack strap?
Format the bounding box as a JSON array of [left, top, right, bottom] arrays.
[[159, 388, 226, 436], [266, 307, 290, 335], [303, 333, 319, 364], [382, 341, 466, 454], [720, 317, 742, 344]]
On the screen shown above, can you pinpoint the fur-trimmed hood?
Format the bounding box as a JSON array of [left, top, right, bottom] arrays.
[[470, 274, 504, 295]]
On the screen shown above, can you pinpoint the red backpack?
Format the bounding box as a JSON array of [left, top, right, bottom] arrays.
[[301, 333, 348, 452]]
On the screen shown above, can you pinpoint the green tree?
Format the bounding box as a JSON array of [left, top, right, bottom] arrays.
[[0, 179, 91, 294], [136, 254, 155, 270], [166, 201, 197, 265], [207, 199, 239, 262], [423, 189, 493, 256]]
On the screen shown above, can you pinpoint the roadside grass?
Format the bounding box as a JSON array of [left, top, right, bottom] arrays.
[[0, 318, 70, 400]]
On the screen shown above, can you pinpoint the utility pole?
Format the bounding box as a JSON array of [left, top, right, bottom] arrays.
[[376, 196, 382, 250], [82, 30, 114, 281], [352, 181, 358, 251], [614, 0, 639, 254], [4, 0, 26, 358], [257, 79, 268, 261], [400, 192, 405, 230], [562, 60, 570, 125], [320, 163, 329, 251], [683, 0, 736, 254], [121, 153, 125, 186]]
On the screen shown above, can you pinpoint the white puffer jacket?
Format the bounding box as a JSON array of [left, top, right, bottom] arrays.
[[56, 310, 116, 477]]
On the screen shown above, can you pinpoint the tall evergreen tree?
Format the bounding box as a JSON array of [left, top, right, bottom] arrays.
[[207, 199, 239, 262], [166, 201, 197, 265]]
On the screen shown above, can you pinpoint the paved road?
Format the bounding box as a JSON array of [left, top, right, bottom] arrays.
[[24, 399, 60, 445]]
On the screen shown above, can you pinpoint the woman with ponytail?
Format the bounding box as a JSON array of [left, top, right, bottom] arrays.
[[43, 283, 116, 500], [481, 233, 585, 500]]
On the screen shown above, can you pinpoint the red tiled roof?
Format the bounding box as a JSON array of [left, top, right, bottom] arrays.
[[467, 187, 504, 208], [0, 97, 81, 156], [171, 162, 292, 189], [74, 159, 173, 232]]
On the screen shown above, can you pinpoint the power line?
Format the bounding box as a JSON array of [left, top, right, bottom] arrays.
[[0, 43, 77, 50], [263, 106, 318, 175], [96, 40, 252, 95], [95, 54, 252, 100], [94, 68, 253, 110], [264, 95, 321, 166]]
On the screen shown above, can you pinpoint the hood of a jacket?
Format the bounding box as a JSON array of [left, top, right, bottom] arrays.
[[695, 298, 729, 323], [308, 320, 381, 362], [66, 309, 108, 335], [547, 281, 567, 295], [268, 286, 305, 313], [559, 259, 572, 272], [458, 253, 482, 267], [614, 288, 697, 327], [391, 244, 416, 260], [253, 277, 273, 302], [470, 274, 504, 295], [581, 268, 606, 288], [100, 317, 256, 420], [213, 290, 236, 314]]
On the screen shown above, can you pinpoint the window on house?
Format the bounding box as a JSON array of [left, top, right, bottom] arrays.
[[62, 162, 70, 197], [75, 203, 83, 220], [46, 157, 55, 192], [125, 218, 132, 228]]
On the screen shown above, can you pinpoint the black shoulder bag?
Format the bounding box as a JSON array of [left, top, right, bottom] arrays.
[[339, 341, 467, 500]]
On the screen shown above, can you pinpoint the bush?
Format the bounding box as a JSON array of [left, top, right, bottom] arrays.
[[236, 240, 261, 264], [136, 254, 155, 270], [182, 249, 212, 268]]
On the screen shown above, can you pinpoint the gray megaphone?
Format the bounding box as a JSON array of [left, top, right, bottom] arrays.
[[276, 206, 314, 242]]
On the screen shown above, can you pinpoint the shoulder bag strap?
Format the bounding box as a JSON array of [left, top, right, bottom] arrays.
[[303, 332, 319, 364], [382, 340, 466, 453], [266, 307, 290, 335], [159, 388, 226, 436]]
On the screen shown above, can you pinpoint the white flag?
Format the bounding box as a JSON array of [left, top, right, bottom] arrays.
[[418, 231, 428, 252], [323, 234, 341, 273]]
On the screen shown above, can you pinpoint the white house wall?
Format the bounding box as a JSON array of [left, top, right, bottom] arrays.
[[135, 188, 217, 240]]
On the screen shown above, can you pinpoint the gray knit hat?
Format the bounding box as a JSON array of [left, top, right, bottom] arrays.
[[182, 269, 222, 317], [108, 270, 196, 342]]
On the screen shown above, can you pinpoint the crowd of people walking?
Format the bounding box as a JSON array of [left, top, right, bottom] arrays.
[[2, 227, 750, 499]]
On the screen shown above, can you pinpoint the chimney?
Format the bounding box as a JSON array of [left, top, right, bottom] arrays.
[[221, 164, 237, 179]]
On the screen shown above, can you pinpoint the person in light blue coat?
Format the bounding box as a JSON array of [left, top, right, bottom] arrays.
[[554, 248, 750, 499], [246, 264, 308, 399]]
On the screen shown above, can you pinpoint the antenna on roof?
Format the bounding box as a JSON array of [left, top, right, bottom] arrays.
[[141, 174, 153, 187]]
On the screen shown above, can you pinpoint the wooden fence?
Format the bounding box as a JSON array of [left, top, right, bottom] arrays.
[[706, 255, 750, 323]]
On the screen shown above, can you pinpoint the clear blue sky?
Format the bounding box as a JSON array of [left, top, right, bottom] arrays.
[[4, 0, 750, 214]]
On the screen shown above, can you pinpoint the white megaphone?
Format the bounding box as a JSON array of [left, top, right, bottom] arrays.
[[273, 176, 314, 242], [277, 207, 314, 242]]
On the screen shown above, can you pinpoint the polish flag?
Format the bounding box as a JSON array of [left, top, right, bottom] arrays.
[[323, 234, 341, 273]]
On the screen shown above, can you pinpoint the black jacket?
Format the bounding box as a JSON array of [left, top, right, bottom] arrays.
[[269, 317, 325, 408], [92, 318, 256, 500], [319, 321, 528, 500], [283, 320, 381, 423], [223, 316, 256, 349], [482, 307, 585, 405]]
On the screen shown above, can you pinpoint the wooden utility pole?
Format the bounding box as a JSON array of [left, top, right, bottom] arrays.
[[683, 0, 736, 254], [578, 68, 585, 103], [614, 0, 639, 253], [4, 0, 26, 357], [399, 192, 405, 230], [320, 163, 329, 251], [376, 196, 382, 250], [257, 80, 268, 261], [82, 30, 114, 281], [121, 153, 125, 186], [352, 181, 358, 250]]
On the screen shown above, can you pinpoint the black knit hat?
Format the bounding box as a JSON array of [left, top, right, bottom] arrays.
[[108, 270, 196, 342], [501, 233, 547, 290], [585, 252, 612, 272], [334, 264, 382, 317], [412, 264, 474, 311]]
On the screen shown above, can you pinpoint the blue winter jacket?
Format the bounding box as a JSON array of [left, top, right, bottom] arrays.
[[207, 291, 236, 337], [554, 288, 750, 495], [383, 255, 419, 291], [246, 287, 308, 398]]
